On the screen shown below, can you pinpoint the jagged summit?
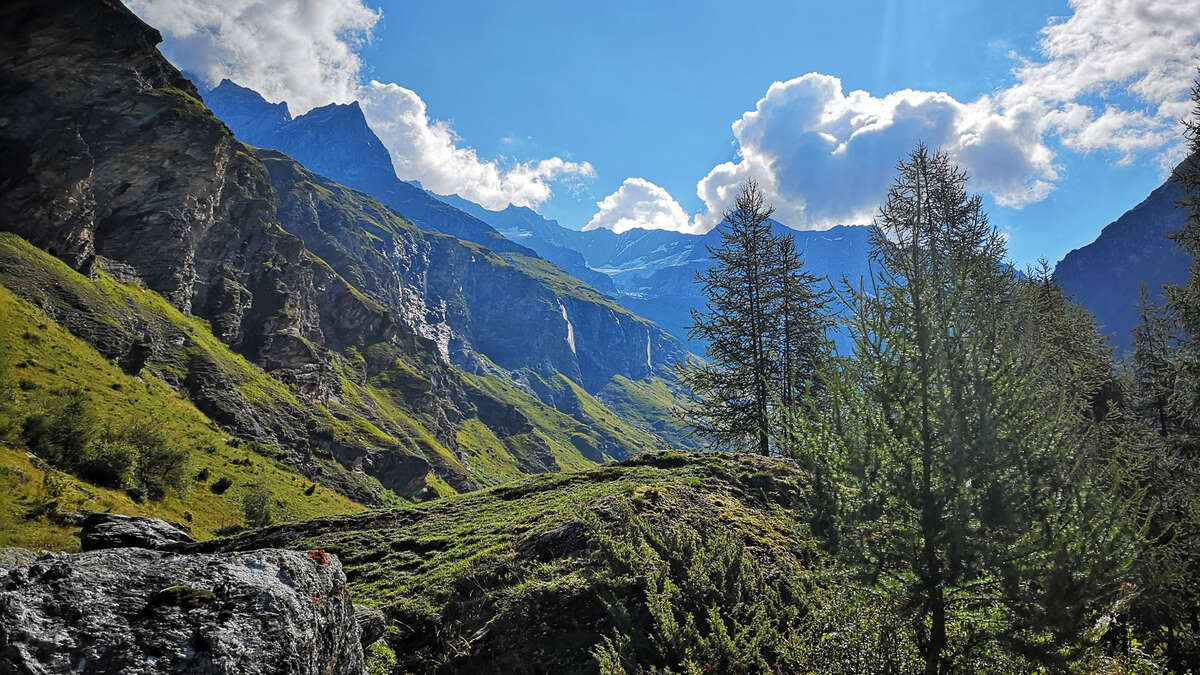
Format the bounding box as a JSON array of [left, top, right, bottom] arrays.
[[204, 79, 538, 257]]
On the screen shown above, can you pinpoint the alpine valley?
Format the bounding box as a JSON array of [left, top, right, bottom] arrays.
[[1, 1, 1198, 674]]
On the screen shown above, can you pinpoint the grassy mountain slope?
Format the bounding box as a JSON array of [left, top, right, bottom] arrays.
[[0, 279, 364, 550], [0, 0, 695, 519], [598, 374, 699, 450], [188, 451, 819, 673]]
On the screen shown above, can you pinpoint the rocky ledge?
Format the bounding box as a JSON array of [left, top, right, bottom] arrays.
[[0, 541, 367, 674]]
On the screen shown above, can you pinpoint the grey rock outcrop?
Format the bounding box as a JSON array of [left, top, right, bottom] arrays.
[[78, 512, 195, 552], [0, 547, 37, 571], [0, 547, 364, 674]]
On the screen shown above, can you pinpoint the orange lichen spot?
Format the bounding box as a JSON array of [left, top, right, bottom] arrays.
[[307, 549, 331, 565]]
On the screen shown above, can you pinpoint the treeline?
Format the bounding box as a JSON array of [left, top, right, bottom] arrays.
[[675, 81, 1200, 672]]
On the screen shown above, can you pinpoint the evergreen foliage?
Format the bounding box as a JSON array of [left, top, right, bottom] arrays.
[[784, 144, 1142, 672], [679, 181, 832, 455], [1121, 71, 1200, 671]]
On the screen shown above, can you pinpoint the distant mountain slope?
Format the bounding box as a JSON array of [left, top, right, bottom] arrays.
[[1054, 157, 1195, 353], [202, 79, 696, 446], [454, 202, 875, 354], [434, 194, 619, 294]]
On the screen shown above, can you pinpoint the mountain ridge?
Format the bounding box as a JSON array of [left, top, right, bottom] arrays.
[[1053, 155, 1196, 352]]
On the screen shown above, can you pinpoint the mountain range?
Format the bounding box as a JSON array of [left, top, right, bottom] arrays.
[[0, 0, 699, 520], [204, 78, 1197, 359]]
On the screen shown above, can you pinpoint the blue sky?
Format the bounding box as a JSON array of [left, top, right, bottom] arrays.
[[131, 0, 1200, 268]]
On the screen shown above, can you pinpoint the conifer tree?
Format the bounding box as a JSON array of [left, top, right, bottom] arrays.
[[791, 144, 1139, 672], [679, 181, 831, 455], [1131, 70, 1200, 670], [681, 181, 779, 454], [1131, 284, 1176, 435], [773, 234, 832, 441]]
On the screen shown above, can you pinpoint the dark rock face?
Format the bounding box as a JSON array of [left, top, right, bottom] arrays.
[[1055, 157, 1195, 353], [79, 513, 195, 552], [0, 548, 364, 674], [0, 0, 395, 397], [257, 150, 690, 392]]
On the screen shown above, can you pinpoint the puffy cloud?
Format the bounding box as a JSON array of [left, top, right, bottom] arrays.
[[127, 0, 593, 210], [126, 0, 379, 114], [690, 75, 1059, 231], [1002, 0, 1200, 165], [584, 178, 694, 234], [359, 81, 593, 210], [595, 0, 1199, 234]]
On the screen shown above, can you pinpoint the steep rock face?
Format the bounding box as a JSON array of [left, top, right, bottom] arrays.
[[0, 0, 496, 499], [0, 547, 364, 674], [1055, 158, 1195, 352], [0, 0, 397, 385], [259, 150, 689, 392]]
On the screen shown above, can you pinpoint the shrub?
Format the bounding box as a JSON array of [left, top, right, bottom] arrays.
[[77, 434, 137, 488], [138, 441, 188, 500], [210, 477, 233, 494], [121, 419, 188, 499], [21, 389, 98, 470], [588, 502, 804, 674], [242, 486, 272, 528]]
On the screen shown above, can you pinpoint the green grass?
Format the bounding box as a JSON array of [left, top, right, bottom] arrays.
[[0, 283, 364, 550], [598, 374, 700, 450], [463, 371, 646, 469], [453, 419, 524, 487], [197, 451, 816, 673]]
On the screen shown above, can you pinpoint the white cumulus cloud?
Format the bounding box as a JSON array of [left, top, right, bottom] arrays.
[[584, 178, 693, 234], [359, 81, 593, 210], [127, 0, 593, 211], [591, 0, 1200, 234], [126, 0, 379, 115]]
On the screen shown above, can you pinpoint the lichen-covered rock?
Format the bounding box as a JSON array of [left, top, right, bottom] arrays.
[[78, 512, 194, 552], [0, 548, 364, 674], [0, 547, 37, 571]]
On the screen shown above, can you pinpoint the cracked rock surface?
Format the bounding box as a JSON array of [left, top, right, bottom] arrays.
[[0, 547, 364, 674]]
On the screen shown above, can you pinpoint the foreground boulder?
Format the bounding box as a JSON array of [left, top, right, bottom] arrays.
[[0, 547, 364, 674], [78, 512, 195, 551]]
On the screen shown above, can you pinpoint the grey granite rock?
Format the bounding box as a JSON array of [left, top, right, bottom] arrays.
[[78, 512, 194, 552], [0, 547, 364, 674]]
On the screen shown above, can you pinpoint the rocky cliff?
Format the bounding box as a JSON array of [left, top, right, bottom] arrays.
[[0, 0, 682, 506], [257, 149, 688, 391]]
